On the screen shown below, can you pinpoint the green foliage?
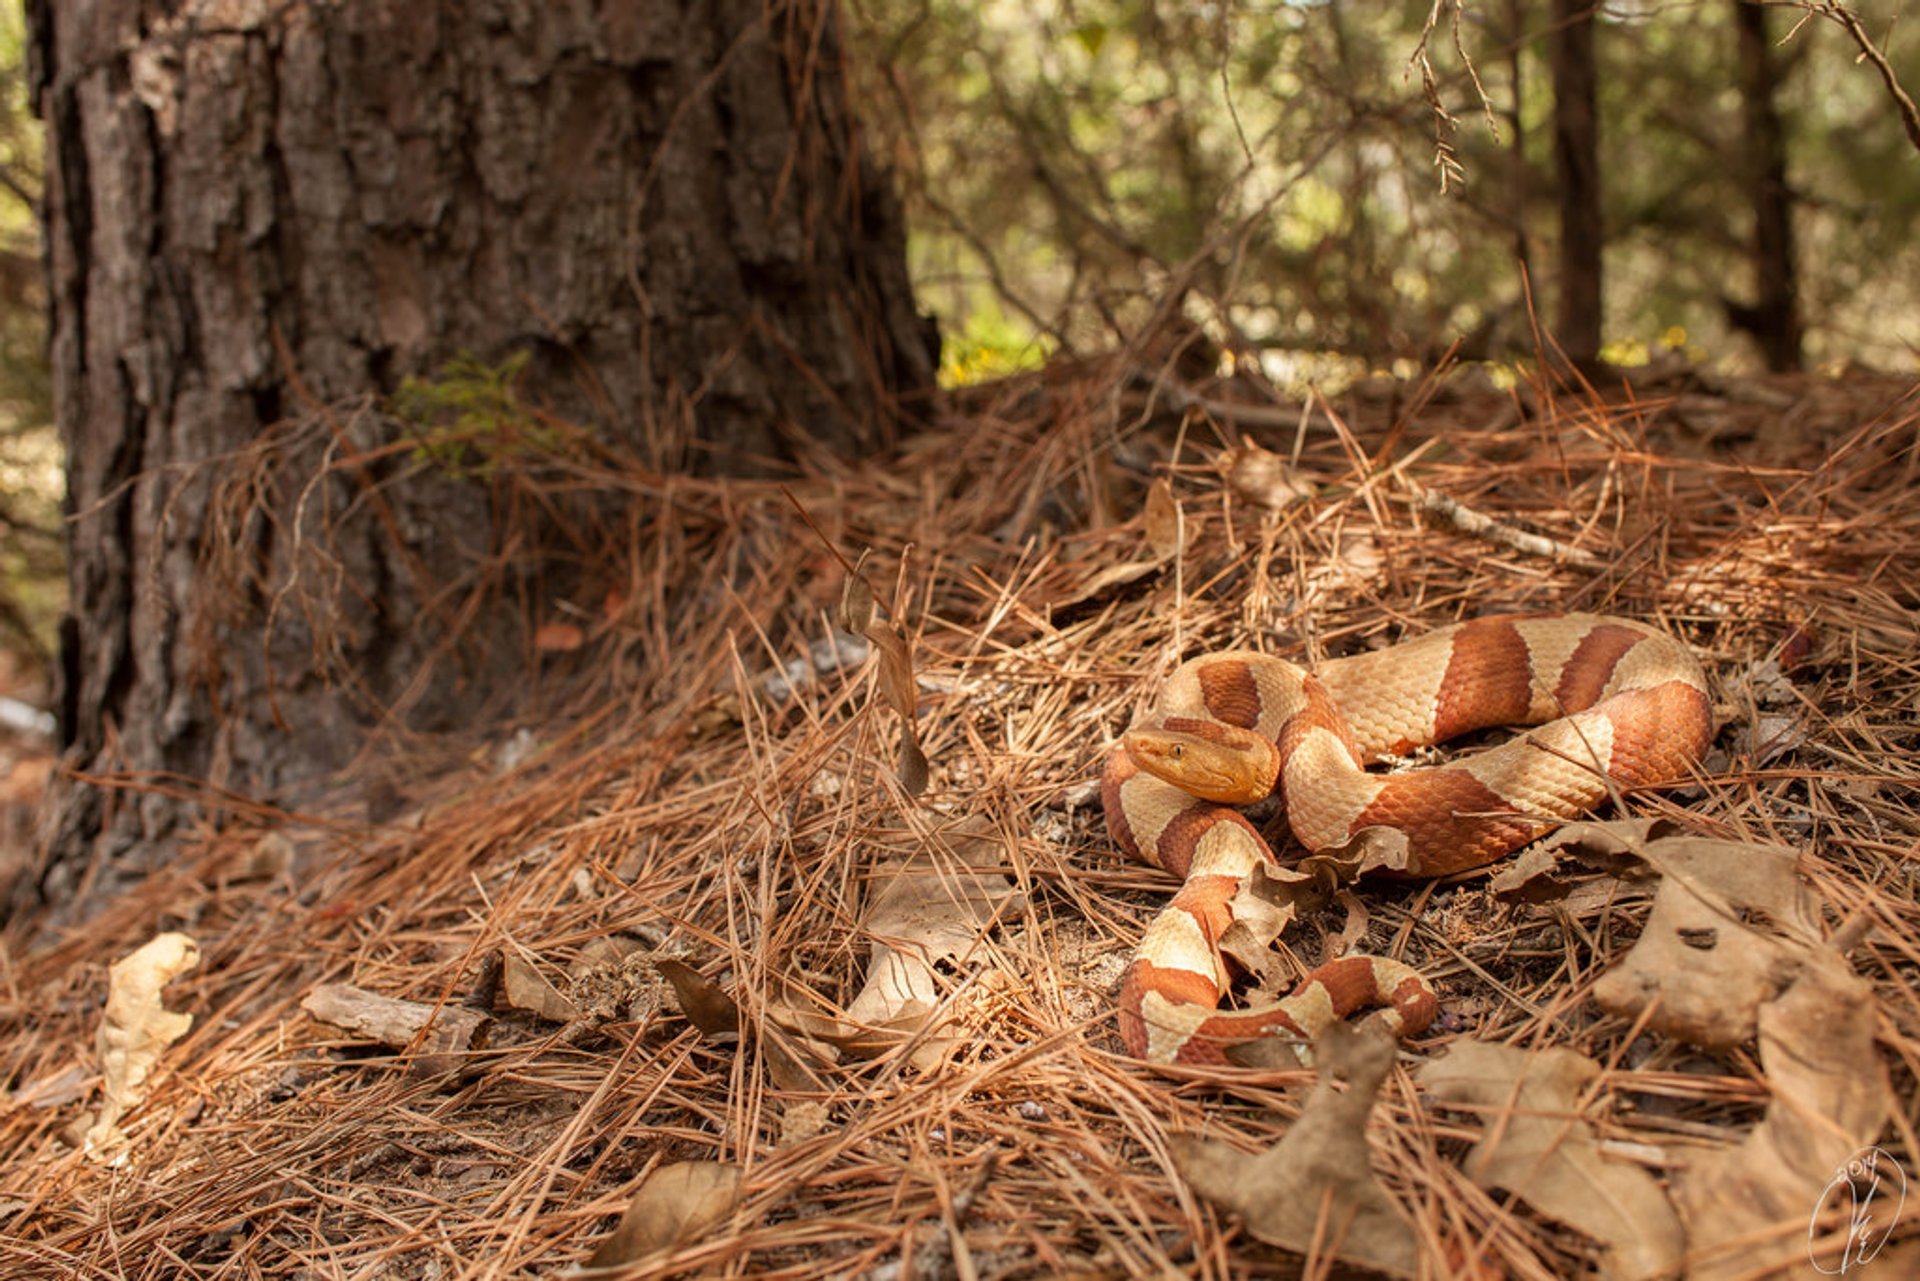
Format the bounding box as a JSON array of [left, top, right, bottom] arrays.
[[848, 0, 1920, 373], [937, 299, 1053, 386], [394, 351, 569, 479]]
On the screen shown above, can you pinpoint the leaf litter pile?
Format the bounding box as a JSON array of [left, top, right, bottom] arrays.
[[4, 353, 1920, 1278]]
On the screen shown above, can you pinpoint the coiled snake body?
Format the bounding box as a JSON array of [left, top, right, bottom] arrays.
[[1101, 613, 1713, 1064]]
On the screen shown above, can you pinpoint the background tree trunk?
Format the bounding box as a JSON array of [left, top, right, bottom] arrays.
[[1548, 0, 1603, 367], [20, 0, 935, 911], [1730, 0, 1803, 371], [1505, 0, 1534, 284]]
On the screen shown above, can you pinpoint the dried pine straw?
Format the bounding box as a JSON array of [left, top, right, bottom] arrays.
[[5, 354, 1920, 1278]]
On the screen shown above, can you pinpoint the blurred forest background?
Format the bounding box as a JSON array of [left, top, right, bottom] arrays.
[[2, 0, 1919, 688]]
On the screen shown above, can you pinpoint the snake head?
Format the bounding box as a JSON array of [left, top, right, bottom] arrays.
[[1124, 717, 1282, 804]]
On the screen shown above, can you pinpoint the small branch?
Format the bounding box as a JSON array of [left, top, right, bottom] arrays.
[[1406, 482, 1604, 569], [301, 982, 492, 1078], [1794, 1, 1920, 155]]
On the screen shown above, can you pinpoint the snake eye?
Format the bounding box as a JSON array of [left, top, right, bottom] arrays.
[[1171, 744, 1183, 759]]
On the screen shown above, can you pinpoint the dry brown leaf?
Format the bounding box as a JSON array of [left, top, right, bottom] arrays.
[[1171, 1024, 1418, 1277], [760, 1025, 833, 1093], [846, 591, 923, 794], [1216, 861, 1320, 987], [778, 1099, 830, 1145], [1587, 825, 1821, 1048], [764, 1000, 849, 1046], [1422, 1040, 1683, 1281], [1057, 559, 1161, 610], [235, 830, 294, 881], [841, 554, 877, 634], [1329, 889, 1370, 960], [868, 622, 917, 721], [1487, 818, 1668, 903], [840, 818, 1019, 1064], [501, 953, 581, 1024], [1300, 821, 1419, 878], [1571, 821, 1893, 1277], [897, 732, 930, 797], [86, 932, 201, 1161], [1671, 955, 1892, 1279], [583, 1160, 742, 1271], [797, 1008, 944, 1061], [1223, 444, 1312, 510], [1144, 475, 1183, 560], [569, 935, 649, 975], [654, 958, 741, 1038]]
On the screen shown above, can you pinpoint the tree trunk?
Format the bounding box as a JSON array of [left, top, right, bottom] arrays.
[[1730, 0, 1803, 371], [19, 0, 935, 912], [1506, 0, 1533, 283], [1548, 0, 1602, 368]]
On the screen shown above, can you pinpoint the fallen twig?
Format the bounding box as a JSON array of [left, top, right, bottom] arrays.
[[1405, 480, 1604, 568]]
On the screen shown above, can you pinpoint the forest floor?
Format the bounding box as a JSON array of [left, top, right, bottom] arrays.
[[3, 351, 1920, 1278]]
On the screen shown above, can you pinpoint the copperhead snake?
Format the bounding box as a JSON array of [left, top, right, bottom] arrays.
[[1100, 613, 1713, 1064]]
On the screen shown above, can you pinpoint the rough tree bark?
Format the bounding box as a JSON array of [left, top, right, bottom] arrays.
[[1548, 0, 1602, 368], [19, 0, 936, 911], [1730, 0, 1803, 371]]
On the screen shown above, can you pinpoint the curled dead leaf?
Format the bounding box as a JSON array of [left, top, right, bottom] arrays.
[[838, 817, 1019, 1064], [583, 1161, 742, 1271], [1144, 476, 1183, 560], [501, 953, 582, 1024], [1487, 818, 1668, 903], [1671, 953, 1890, 1279], [1588, 826, 1819, 1048], [654, 959, 741, 1038], [867, 623, 917, 721], [1299, 822, 1416, 879], [897, 732, 929, 797], [1171, 1024, 1418, 1277], [841, 552, 877, 635], [87, 932, 201, 1161], [1224, 444, 1312, 510], [1216, 862, 1317, 987], [1329, 889, 1371, 959], [1569, 821, 1894, 1277], [760, 1025, 833, 1093], [1422, 1040, 1683, 1281], [1057, 559, 1161, 611]]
